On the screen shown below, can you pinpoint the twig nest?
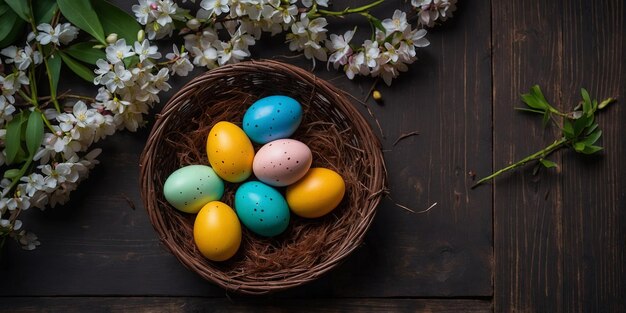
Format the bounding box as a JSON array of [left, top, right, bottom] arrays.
[[140, 60, 386, 294]]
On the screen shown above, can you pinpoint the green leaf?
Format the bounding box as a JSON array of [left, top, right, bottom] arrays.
[[563, 119, 575, 139], [59, 51, 95, 82], [582, 129, 602, 146], [581, 145, 603, 155], [585, 122, 599, 136], [5, 0, 29, 22], [34, 0, 57, 24], [581, 88, 592, 115], [530, 85, 548, 103], [573, 142, 585, 152], [48, 53, 62, 98], [540, 158, 558, 168], [0, 13, 25, 47], [5, 111, 27, 165], [521, 93, 547, 110], [572, 114, 593, 137], [3, 169, 21, 179], [57, 0, 106, 44], [63, 42, 106, 65], [91, 0, 141, 43], [25, 111, 44, 156], [0, 4, 10, 15], [0, 8, 18, 43], [370, 17, 386, 33], [598, 97, 616, 110]]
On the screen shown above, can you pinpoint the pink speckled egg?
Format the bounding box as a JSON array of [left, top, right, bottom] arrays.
[[252, 139, 312, 187]]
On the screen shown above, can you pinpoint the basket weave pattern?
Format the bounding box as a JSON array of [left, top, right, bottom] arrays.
[[140, 60, 386, 294]]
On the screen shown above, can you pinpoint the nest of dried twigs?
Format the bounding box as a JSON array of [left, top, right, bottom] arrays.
[[139, 60, 386, 294]]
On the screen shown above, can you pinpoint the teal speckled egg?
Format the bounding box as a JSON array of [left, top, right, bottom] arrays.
[[163, 165, 225, 213], [234, 181, 290, 237]]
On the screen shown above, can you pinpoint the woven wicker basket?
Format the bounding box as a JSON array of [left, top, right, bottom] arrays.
[[139, 59, 386, 294]]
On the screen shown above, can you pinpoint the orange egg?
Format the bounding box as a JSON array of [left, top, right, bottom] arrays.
[[286, 168, 346, 218]]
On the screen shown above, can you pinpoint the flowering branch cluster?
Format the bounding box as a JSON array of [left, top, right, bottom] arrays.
[[133, 0, 457, 85], [0, 0, 456, 251]]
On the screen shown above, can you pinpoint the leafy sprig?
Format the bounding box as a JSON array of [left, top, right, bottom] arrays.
[[473, 85, 616, 188]]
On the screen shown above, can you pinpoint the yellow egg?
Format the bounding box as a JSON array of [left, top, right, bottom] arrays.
[[286, 168, 346, 218], [193, 201, 242, 261], [207, 121, 254, 183]]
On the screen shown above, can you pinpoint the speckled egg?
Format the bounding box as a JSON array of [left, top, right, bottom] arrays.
[[252, 139, 312, 187], [163, 165, 225, 213], [194, 201, 242, 261], [206, 121, 255, 183], [234, 181, 290, 237], [242, 95, 303, 144], [286, 167, 345, 218]]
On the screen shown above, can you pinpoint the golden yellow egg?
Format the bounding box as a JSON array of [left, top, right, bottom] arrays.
[[193, 201, 242, 261], [207, 121, 254, 183], [286, 167, 346, 218]]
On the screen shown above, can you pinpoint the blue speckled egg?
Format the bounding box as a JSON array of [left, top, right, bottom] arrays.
[[234, 181, 290, 237], [242, 95, 303, 144]]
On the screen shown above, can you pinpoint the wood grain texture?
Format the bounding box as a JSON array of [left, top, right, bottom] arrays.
[[491, 0, 564, 312], [561, 1, 626, 312], [0, 297, 492, 313], [493, 0, 626, 312], [0, 0, 492, 299]]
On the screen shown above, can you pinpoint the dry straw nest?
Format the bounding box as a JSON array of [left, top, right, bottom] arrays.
[[140, 60, 386, 294]]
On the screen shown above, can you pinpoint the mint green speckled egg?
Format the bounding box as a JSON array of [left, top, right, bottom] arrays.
[[163, 165, 225, 213]]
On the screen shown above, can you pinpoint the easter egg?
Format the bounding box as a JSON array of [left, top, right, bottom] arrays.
[[252, 139, 312, 187], [163, 165, 224, 213], [193, 201, 242, 261], [286, 168, 345, 218], [234, 181, 290, 237], [242, 95, 303, 144], [207, 121, 255, 183]]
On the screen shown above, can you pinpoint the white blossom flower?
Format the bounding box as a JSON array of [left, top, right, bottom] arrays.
[[58, 23, 80, 44], [20, 174, 45, 197], [404, 28, 430, 48], [301, 0, 328, 8], [17, 231, 40, 250], [105, 39, 135, 64], [165, 45, 194, 76], [345, 52, 366, 79], [36, 23, 79, 45], [200, 0, 229, 16], [134, 39, 162, 62], [413, 0, 457, 27], [101, 63, 133, 92], [191, 45, 218, 68], [327, 30, 354, 68], [382, 10, 409, 34], [132, 0, 155, 25], [35, 23, 61, 45], [1, 45, 42, 70]]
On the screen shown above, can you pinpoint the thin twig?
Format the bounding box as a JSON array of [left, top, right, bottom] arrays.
[[362, 78, 379, 103], [392, 131, 420, 146]]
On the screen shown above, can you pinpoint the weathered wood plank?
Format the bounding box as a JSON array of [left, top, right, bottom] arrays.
[[491, 0, 564, 312], [0, 0, 493, 298], [561, 1, 626, 312], [0, 297, 492, 313]]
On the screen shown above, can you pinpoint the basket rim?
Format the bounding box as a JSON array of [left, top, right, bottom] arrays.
[[139, 59, 387, 294]]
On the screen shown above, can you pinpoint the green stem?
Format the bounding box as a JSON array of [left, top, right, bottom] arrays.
[[472, 137, 569, 188], [28, 0, 61, 112], [317, 0, 385, 16]]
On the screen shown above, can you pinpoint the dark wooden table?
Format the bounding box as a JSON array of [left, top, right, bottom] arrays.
[[1, 0, 624, 312]]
